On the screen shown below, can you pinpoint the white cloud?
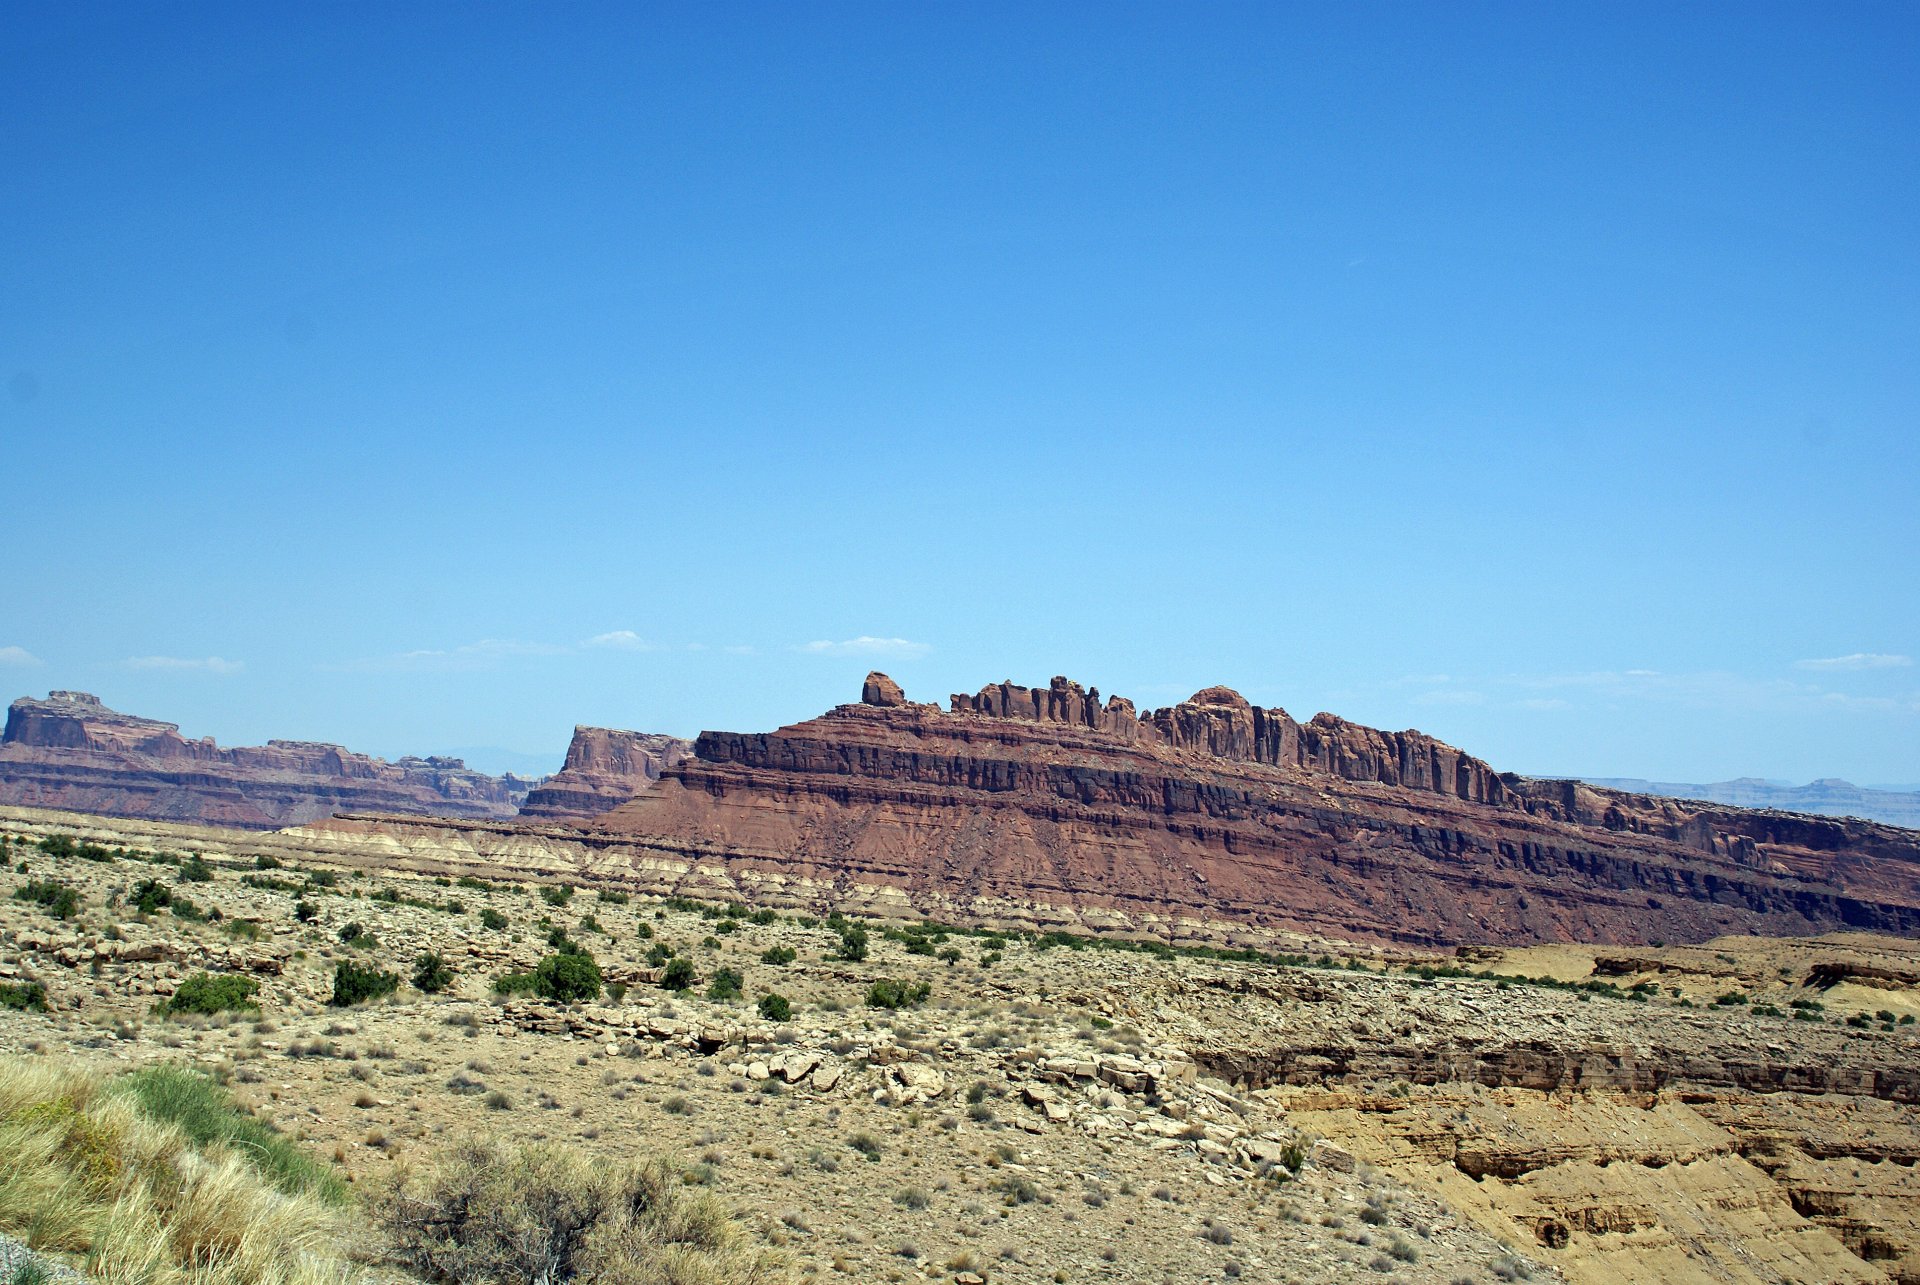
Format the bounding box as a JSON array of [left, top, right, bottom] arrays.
[[124, 656, 243, 674], [799, 636, 931, 659], [583, 630, 662, 652], [0, 646, 41, 667], [1796, 652, 1912, 672], [333, 638, 567, 672]]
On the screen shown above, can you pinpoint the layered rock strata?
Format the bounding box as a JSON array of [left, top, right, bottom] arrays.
[[0, 691, 535, 828], [515, 726, 691, 821], [593, 673, 1920, 947]]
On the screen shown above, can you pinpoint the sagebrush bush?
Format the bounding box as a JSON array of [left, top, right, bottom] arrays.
[[381, 1137, 779, 1285], [412, 952, 455, 994], [331, 961, 400, 1007], [865, 978, 931, 1010], [162, 972, 261, 1016]]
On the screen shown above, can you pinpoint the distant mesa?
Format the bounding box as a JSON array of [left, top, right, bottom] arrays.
[[585, 671, 1920, 948], [515, 726, 692, 822], [0, 690, 539, 829], [1583, 776, 1920, 831]]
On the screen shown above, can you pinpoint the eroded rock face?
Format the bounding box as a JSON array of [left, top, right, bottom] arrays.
[[595, 673, 1920, 947], [515, 726, 691, 822], [950, 676, 1509, 803], [0, 691, 535, 829]]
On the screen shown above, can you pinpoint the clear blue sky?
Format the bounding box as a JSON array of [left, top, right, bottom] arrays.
[[4, 3, 1916, 784]]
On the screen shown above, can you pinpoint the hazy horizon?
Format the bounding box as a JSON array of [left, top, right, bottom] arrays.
[[5, 4, 1916, 784]]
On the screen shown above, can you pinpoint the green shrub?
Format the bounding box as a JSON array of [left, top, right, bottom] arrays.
[[162, 971, 261, 1016], [835, 925, 869, 962], [748, 908, 777, 926], [331, 960, 400, 1006], [866, 978, 932, 1010], [254, 855, 282, 870], [597, 889, 628, 906], [338, 921, 377, 948], [540, 884, 574, 907], [413, 952, 455, 994], [706, 967, 743, 1002], [757, 993, 791, 1022], [532, 951, 602, 1004], [493, 972, 539, 996], [13, 880, 79, 920], [169, 894, 206, 922], [646, 942, 675, 968], [294, 899, 319, 922], [760, 945, 797, 966], [177, 854, 214, 883], [660, 958, 696, 991], [480, 907, 508, 931], [0, 981, 48, 1012]]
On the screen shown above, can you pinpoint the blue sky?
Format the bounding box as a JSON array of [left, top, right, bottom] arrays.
[[3, 3, 1916, 784]]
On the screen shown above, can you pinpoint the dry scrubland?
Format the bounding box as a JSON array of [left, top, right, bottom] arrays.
[[0, 809, 1917, 1285]]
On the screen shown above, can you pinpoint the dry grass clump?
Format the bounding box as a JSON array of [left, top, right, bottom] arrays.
[[0, 1056, 356, 1285], [382, 1137, 781, 1285]]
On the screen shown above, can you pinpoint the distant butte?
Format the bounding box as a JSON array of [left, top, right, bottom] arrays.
[[516, 726, 692, 822], [586, 671, 1920, 947], [0, 690, 538, 829]]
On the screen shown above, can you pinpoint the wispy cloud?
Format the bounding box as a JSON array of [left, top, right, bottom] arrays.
[[1796, 652, 1912, 672], [125, 656, 243, 674], [399, 639, 567, 662], [798, 636, 931, 659], [583, 630, 663, 652], [332, 638, 569, 673], [0, 646, 41, 667]]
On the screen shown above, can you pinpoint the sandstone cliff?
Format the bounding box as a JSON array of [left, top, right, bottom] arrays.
[[0, 691, 535, 829], [591, 672, 1920, 948], [515, 725, 691, 821]]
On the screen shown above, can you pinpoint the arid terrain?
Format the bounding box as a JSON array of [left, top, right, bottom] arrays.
[[3, 803, 1916, 1284]]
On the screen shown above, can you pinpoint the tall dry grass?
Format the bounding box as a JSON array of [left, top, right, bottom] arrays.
[[383, 1138, 782, 1285], [0, 1057, 360, 1285]]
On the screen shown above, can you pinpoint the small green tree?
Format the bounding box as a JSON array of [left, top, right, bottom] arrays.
[[706, 967, 743, 1002], [757, 992, 791, 1022], [412, 951, 455, 994], [131, 878, 172, 914], [866, 978, 932, 1010], [480, 907, 508, 931], [835, 925, 869, 962], [331, 960, 400, 1006], [163, 972, 260, 1016], [660, 957, 695, 991], [533, 951, 601, 1003]]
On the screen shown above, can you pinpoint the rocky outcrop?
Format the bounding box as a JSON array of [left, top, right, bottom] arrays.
[[0, 691, 535, 829], [592, 673, 1920, 948], [951, 676, 1509, 803], [515, 726, 691, 821]]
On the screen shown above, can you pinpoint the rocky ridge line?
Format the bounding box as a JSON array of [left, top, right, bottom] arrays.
[[0, 691, 536, 829]]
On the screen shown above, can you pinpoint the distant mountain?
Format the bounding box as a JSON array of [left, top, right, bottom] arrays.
[[0, 690, 540, 829], [1581, 776, 1920, 830]]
